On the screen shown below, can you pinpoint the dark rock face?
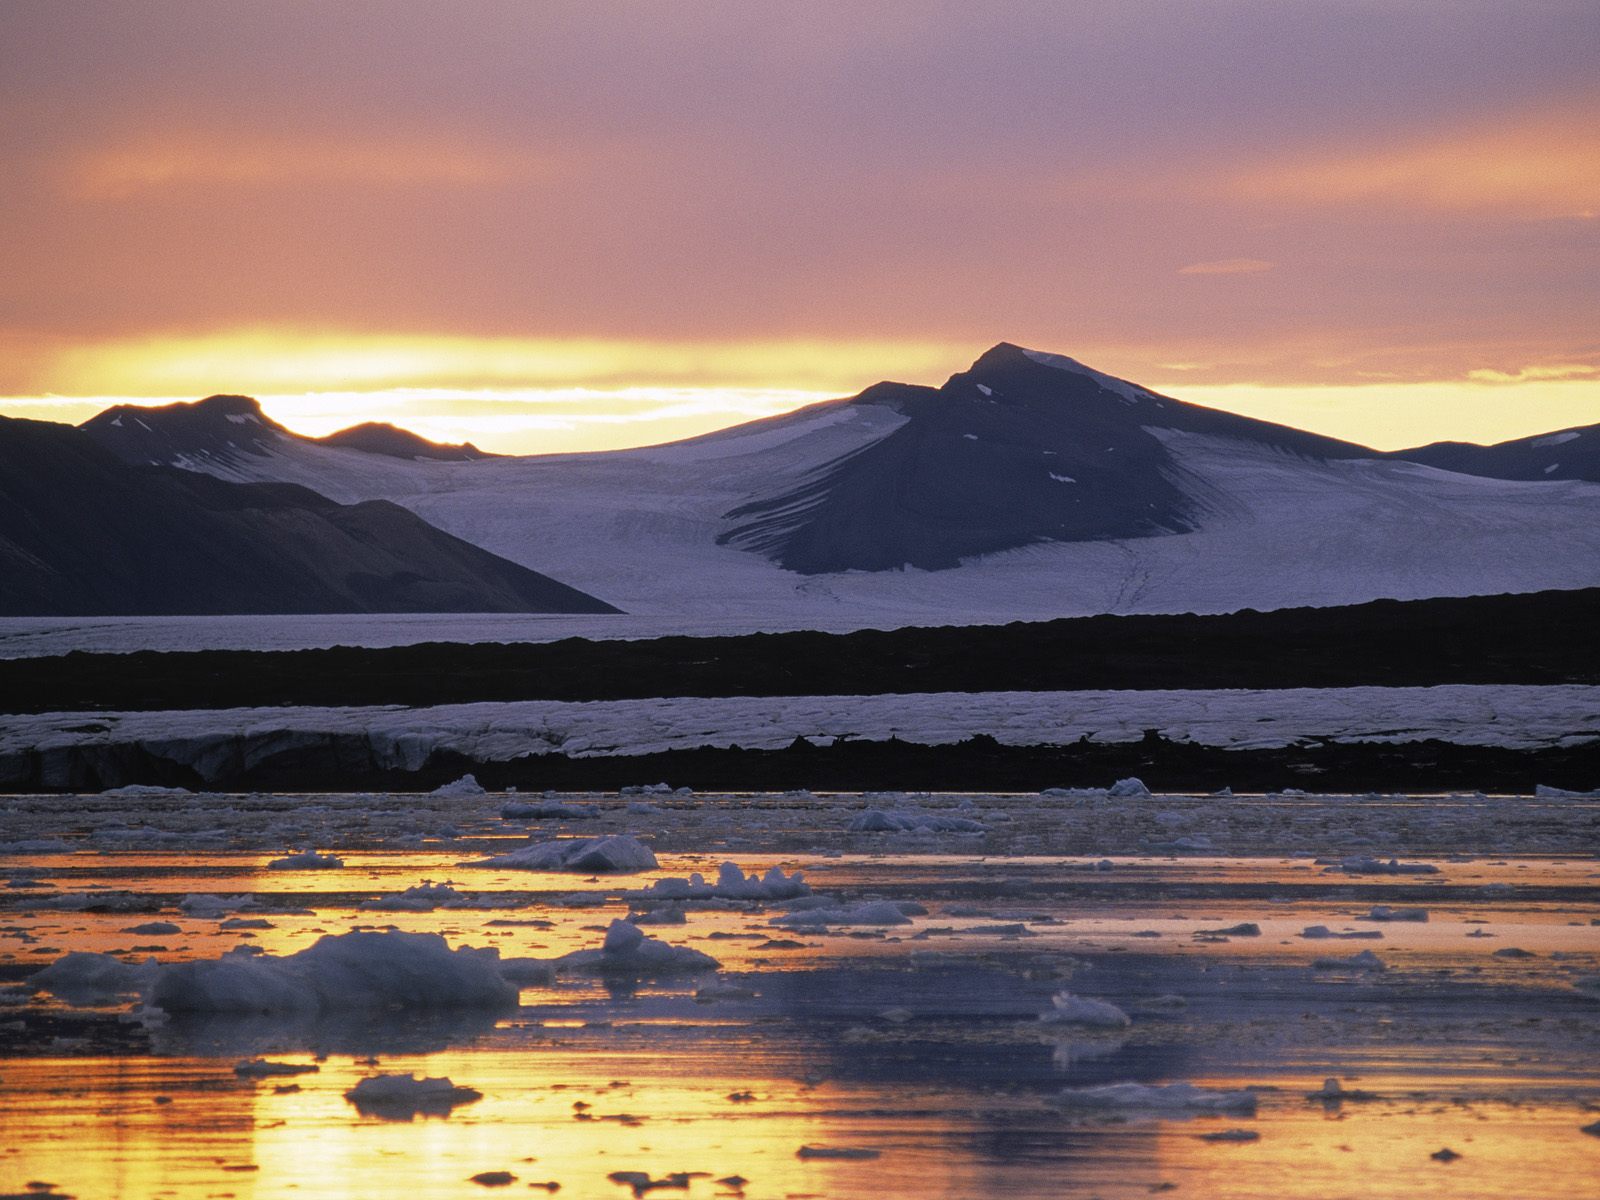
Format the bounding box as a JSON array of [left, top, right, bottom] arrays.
[[1390, 424, 1600, 483], [718, 342, 1367, 574], [0, 415, 619, 616]]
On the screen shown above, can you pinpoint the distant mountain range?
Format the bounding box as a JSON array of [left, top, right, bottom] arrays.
[[19, 341, 1600, 622], [0, 415, 615, 616], [81, 395, 494, 468]]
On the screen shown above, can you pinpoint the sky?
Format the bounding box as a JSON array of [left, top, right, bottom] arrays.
[[2, 0, 1597, 454]]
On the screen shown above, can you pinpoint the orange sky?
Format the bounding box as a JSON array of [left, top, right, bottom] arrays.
[[2, 2, 1596, 453]]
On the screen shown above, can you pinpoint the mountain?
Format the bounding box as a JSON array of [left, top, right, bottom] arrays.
[[0, 415, 618, 616], [314, 422, 493, 460], [61, 345, 1600, 625], [1390, 423, 1600, 483], [81, 395, 492, 468]]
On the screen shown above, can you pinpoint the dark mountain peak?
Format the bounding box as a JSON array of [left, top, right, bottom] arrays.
[[314, 422, 496, 461], [81, 393, 290, 466], [194, 393, 271, 418], [719, 340, 1381, 575]]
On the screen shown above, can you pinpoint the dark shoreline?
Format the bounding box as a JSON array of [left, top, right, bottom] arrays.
[[3, 586, 1596, 714], [5, 730, 1597, 796]]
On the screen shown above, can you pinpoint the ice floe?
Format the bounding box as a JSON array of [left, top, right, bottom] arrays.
[[464, 834, 658, 873], [1057, 1081, 1258, 1115], [345, 1073, 483, 1118], [1038, 992, 1132, 1029], [145, 930, 519, 1014]]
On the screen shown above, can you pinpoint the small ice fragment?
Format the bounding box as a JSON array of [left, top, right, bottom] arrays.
[[1430, 1148, 1461, 1162], [1196, 923, 1260, 937], [796, 1145, 881, 1160], [468, 1170, 516, 1186], [1039, 992, 1131, 1028], [1107, 778, 1152, 798], [1360, 906, 1428, 923], [234, 1060, 319, 1078], [1198, 1129, 1260, 1142], [432, 774, 487, 797], [345, 1073, 483, 1119], [267, 850, 343, 870], [1310, 949, 1386, 972]]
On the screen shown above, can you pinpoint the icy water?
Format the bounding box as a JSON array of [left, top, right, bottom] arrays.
[[3, 788, 1598, 1199]]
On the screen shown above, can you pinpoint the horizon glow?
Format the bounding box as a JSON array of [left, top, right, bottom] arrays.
[[2, 3, 1596, 453]]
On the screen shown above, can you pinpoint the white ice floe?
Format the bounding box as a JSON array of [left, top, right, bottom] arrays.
[[553, 919, 719, 976], [627, 862, 810, 903], [359, 882, 467, 912], [266, 850, 344, 870], [1107, 778, 1153, 798], [1299, 926, 1382, 941], [847, 808, 986, 833], [144, 930, 519, 1014], [1039, 992, 1132, 1029], [1535, 784, 1600, 798], [345, 1073, 483, 1118], [1056, 1081, 1258, 1115], [772, 900, 915, 928], [179, 893, 256, 917], [431, 774, 486, 798], [463, 835, 658, 873]]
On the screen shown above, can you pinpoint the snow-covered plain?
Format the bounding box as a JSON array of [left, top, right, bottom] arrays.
[[4, 685, 1594, 786]]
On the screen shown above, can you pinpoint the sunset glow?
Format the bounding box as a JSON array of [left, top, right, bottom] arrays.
[[1, 2, 1594, 451]]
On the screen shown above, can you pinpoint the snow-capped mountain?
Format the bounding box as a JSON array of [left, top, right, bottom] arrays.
[[1389, 423, 1599, 484], [72, 344, 1600, 624]]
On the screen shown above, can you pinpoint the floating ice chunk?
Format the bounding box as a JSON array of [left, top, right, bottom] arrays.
[[796, 1145, 881, 1160], [1492, 946, 1536, 959], [179, 893, 255, 917], [1310, 949, 1386, 972], [1196, 923, 1259, 937], [1, 838, 73, 854], [124, 921, 182, 935], [554, 919, 720, 977], [267, 850, 344, 871], [1150, 834, 1216, 852], [1039, 992, 1131, 1028], [145, 930, 519, 1014], [234, 1059, 319, 1078], [464, 835, 658, 873], [1329, 856, 1439, 875], [345, 1073, 482, 1119], [620, 782, 674, 795], [631, 862, 810, 903], [1307, 1078, 1379, 1102], [1057, 1081, 1257, 1115], [360, 881, 468, 912], [1198, 1128, 1260, 1142], [99, 784, 192, 797], [431, 774, 486, 798], [1361, 906, 1428, 922], [772, 900, 913, 928], [29, 952, 158, 1005], [848, 808, 986, 833], [1299, 926, 1381, 941], [1107, 777, 1152, 798], [501, 800, 598, 819], [1534, 784, 1600, 798]]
